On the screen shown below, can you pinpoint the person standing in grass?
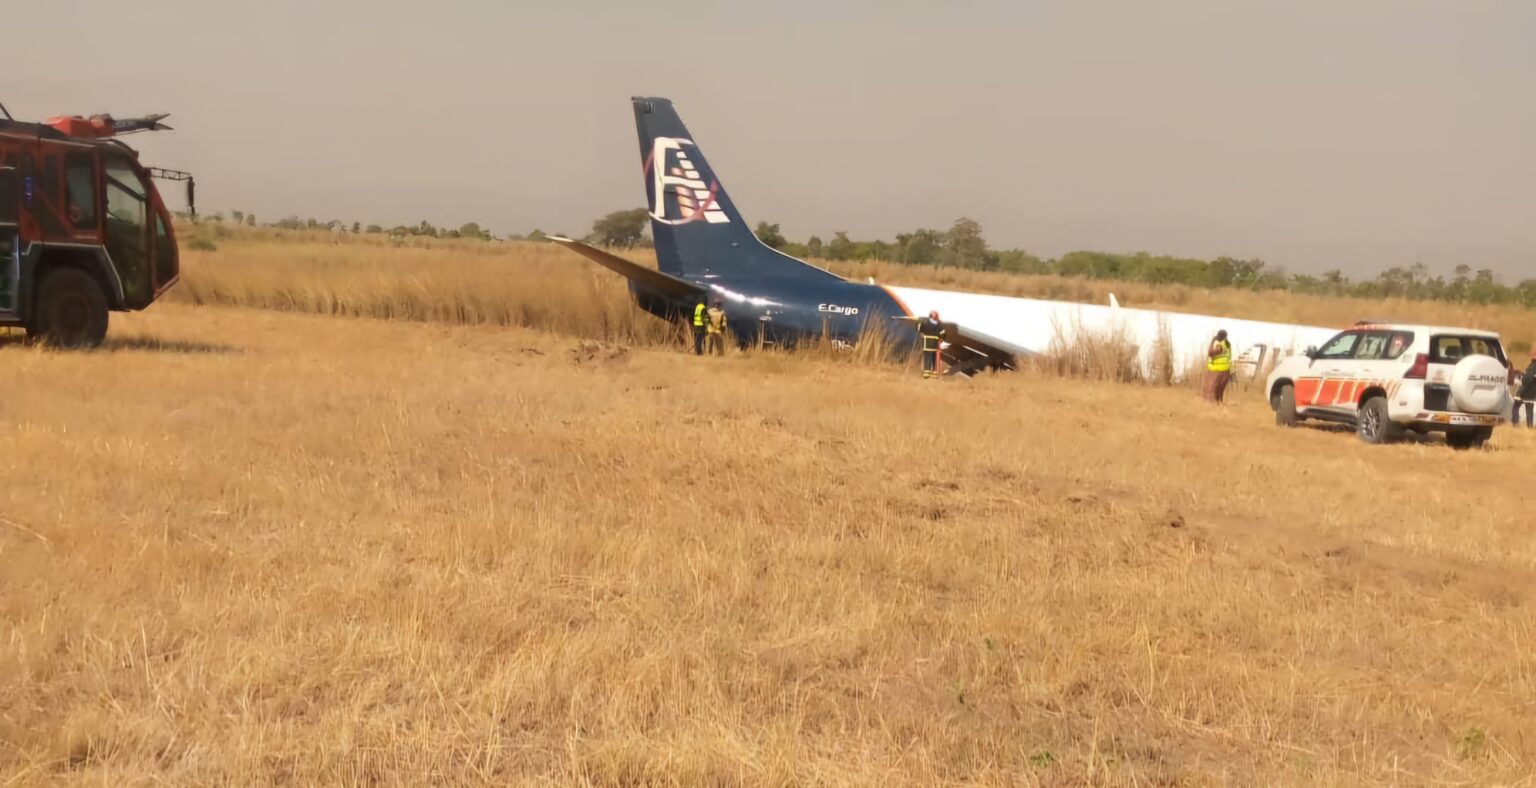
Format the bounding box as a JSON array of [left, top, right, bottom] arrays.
[[1204, 329, 1233, 403], [918, 311, 945, 379], [690, 296, 707, 355], [705, 298, 727, 356], [1513, 350, 1536, 428]]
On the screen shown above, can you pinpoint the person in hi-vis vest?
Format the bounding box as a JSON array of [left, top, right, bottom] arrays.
[[690, 296, 707, 355], [918, 311, 945, 379], [1204, 329, 1233, 403], [704, 298, 727, 356]]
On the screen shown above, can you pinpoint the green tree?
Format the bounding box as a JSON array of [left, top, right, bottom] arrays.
[[1516, 279, 1536, 308], [755, 221, 787, 249], [365, 224, 383, 234], [1205, 257, 1236, 287], [896, 228, 943, 265], [996, 249, 1045, 274], [231, 210, 245, 225], [459, 222, 489, 240], [592, 209, 649, 248], [1467, 268, 1502, 304], [826, 231, 855, 261], [1409, 262, 1431, 289], [852, 240, 894, 261], [806, 235, 824, 259], [1290, 274, 1322, 294], [943, 217, 989, 269], [1227, 258, 1268, 288], [1254, 266, 1289, 290]]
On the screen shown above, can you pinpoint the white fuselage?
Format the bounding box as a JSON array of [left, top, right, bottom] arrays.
[[884, 285, 1341, 380]]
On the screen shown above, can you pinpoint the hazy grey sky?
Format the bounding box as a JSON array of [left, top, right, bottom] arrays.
[[11, 1, 1534, 275]]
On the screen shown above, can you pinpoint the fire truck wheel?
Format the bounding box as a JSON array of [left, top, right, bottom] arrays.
[[27, 267, 109, 348]]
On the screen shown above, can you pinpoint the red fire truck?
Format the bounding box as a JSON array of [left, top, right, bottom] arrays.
[[0, 108, 192, 347]]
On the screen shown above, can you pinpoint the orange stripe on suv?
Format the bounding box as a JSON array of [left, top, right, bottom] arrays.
[[1295, 377, 1399, 409]]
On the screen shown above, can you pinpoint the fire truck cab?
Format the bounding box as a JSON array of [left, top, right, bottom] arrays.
[[0, 114, 184, 347]]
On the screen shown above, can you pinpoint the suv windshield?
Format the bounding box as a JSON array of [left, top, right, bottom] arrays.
[[1315, 331, 1362, 359], [1430, 335, 1507, 365], [1313, 329, 1419, 361]]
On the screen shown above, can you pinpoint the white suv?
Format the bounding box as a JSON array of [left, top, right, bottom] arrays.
[[1265, 322, 1512, 449]]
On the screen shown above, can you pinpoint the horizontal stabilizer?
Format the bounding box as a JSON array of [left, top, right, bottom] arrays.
[[546, 237, 704, 299]]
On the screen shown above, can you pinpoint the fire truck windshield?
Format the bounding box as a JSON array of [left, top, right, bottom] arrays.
[[105, 165, 146, 222], [103, 159, 153, 307]]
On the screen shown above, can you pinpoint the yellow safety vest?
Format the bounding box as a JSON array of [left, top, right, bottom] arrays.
[[919, 319, 943, 351], [1208, 339, 1232, 372], [693, 303, 706, 327]]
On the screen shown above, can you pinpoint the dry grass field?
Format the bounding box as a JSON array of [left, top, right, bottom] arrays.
[[5, 231, 1536, 785]]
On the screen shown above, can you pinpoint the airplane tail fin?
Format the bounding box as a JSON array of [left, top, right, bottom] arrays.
[[631, 97, 842, 285]]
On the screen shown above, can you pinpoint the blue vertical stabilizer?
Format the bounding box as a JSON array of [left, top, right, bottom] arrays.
[[631, 97, 843, 285]]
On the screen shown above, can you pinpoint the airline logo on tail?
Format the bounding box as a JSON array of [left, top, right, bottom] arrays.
[[645, 137, 729, 226]]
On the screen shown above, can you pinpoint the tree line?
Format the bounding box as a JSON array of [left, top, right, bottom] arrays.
[[184, 211, 508, 242], [584, 208, 1536, 309], [193, 206, 1536, 309]]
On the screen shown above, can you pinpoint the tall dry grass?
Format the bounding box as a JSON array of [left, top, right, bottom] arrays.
[[171, 226, 1536, 382], [4, 303, 1536, 785], [1029, 324, 1146, 384], [173, 234, 674, 346]]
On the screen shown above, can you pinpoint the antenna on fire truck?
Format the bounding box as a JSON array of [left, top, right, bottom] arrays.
[[0, 102, 13, 121]]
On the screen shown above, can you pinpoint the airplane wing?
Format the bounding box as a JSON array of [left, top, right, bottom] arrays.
[[893, 315, 1032, 375], [546, 236, 704, 300], [940, 322, 1034, 375]]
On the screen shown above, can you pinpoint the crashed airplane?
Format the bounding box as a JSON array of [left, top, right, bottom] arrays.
[[551, 96, 1341, 378]]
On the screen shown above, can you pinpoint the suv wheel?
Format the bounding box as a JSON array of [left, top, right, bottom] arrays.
[[1445, 427, 1492, 451], [1356, 396, 1400, 445], [26, 268, 109, 348], [1273, 383, 1299, 427]]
